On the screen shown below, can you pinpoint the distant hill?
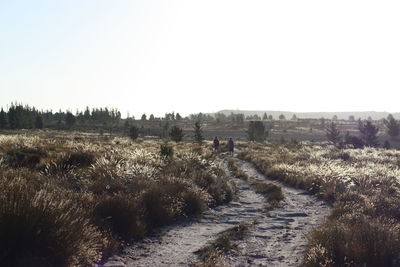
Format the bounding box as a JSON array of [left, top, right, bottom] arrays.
[[214, 110, 400, 120]]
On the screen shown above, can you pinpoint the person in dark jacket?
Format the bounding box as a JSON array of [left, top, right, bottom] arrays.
[[228, 137, 234, 156]]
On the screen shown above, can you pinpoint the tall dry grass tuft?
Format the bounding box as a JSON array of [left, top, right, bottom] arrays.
[[0, 172, 103, 267]]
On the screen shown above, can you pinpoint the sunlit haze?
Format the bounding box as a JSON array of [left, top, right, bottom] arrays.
[[1, 1, 399, 117]]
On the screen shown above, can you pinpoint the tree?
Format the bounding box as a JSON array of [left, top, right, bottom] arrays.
[[0, 108, 7, 129], [169, 126, 184, 142], [383, 115, 399, 138], [176, 113, 182, 120], [247, 121, 268, 142], [141, 114, 147, 121], [279, 114, 286, 120], [349, 115, 355, 121], [291, 114, 297, 120], [194, 121, 203, 143], [35, 115, 43, 129], [358, 120, 379, 147], [262, 113, 268, 120], [149, 114, 155, 121], [268, 115, 273, 120], [326, 122, 341, 145], [65, 112, 76, 129], [129, 125, 139, 141], [332, 115, 338, 121]]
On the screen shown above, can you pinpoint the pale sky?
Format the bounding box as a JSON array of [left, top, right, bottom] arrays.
[[1, 1, 399, 117]]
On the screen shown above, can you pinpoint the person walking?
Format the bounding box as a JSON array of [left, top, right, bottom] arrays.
[[228, 137, 234, 156], [213, 136, 220, 154]]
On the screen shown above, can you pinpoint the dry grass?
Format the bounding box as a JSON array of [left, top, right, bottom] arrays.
[[0, 132, 234, 267], [239, 142, 400, 266], [195, 224, 249, 264]]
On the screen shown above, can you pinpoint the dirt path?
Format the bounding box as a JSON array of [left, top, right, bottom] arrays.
[[100, 157, 329, 267], [222, 159, 330, 266]]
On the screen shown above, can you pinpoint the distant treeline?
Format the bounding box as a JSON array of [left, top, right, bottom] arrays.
[[0, 103, 394, 133], [0, 103, 121, 130], [0, 103, 255, 131]]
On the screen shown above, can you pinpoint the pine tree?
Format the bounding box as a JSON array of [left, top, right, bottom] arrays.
[[169, 126, 184, 142], [65, 112, 76, 129], [247, 121, 268, 142], [35, 115, 43, 129], [0, 108, 7, 129], [194, 121, 203, 143], [326, 122, 341, 145], [262, 113, 268, 120], [383, 115, 399, 138], [358, 120, 379, 147], [129, 125, 139, 141]]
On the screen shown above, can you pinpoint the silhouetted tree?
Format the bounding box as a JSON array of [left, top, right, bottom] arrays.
[[0, 108, 7, 129], [383, 140, 391, 149], [332, 115, 338, 121], [279, 114, 286, 120], [65, 112, 76, 129], [349, 115, 355, 121], [169, 126, 184, 142], [358, 120, 379, 147], [262, 113, 268, 120], [141, 114, 147, 121], [383, 115, 399, 138], [149, 114, 155, 121], [247, 121, 268, 142], [268, 115, 273, 120], [129, 125, 139, 141], [194, 121, 203, 143], [176, 113, 182, 120], [326, 122, 341, 145], [291, 114, 297, 120], [35, 115, 43, 129]]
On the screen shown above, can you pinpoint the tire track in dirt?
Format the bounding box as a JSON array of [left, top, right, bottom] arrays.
[[100, 156, 330, 267], [222, 158, 330, 266]]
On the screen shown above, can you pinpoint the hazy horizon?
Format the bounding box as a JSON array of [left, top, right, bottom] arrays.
[[1, 1, 399, 117]]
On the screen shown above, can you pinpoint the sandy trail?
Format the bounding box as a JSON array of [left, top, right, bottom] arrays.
[[101, 156, 329, 267]]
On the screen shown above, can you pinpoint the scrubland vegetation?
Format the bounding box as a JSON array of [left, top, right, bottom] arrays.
[[239, 142, 400, 266], [0, 133, 234, 267]]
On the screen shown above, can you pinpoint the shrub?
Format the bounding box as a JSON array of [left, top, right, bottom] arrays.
[[5, 147, 47, 168], [160, 144, 174, 158], [93, 195, 146, 241], [251, 181, 284, 206], [0, 176, 102, 267], [142, 177, 209, 227], [61, 151, 95, 168]]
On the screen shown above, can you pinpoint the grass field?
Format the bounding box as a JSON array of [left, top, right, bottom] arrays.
[[0, 131, 234, 267], [1, 129, 400, 266]]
